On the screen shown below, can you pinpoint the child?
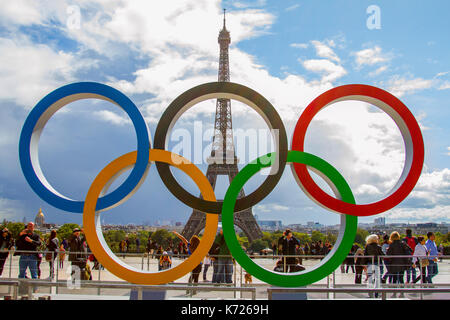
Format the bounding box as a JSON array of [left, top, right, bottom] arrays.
[[59, 244, 66, 269], [244, 271, 253, 284], [159, 251, 172, 271]]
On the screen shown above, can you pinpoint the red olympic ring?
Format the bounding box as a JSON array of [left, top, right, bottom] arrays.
[[291, 84, 424, 217]]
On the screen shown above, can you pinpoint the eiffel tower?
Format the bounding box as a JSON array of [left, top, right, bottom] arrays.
[[181, 10, 263, 243]]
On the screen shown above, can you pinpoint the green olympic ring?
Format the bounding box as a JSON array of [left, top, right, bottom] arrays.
[[222, 150, 358, 287]]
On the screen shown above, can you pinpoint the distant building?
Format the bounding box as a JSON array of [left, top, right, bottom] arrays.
[[374, 217, 386, 226], [34, 208, 45, 227], [255, 216, 283, 231], [416, 222, 438, 229], [306, 221, 323, 229]]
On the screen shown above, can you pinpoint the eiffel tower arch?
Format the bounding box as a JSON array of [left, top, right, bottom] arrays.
[[181, 10, 263, 243]]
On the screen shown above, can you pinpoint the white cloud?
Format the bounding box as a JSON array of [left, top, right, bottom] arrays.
[[311, 40, 340, 63], [435, 71, 449, 78], [380, 206, 450, 223], [369, 65, 388, 77], [255, 203, 289, 213], [305, 100, 407, 204], [301, 59, 347, 83], [447, 147, 450, 156], [439, 81, 450, 90], [384, 76, 433, 97], [285, 4, 301, 12], [353, 46, 390, 67], [290, 43, 309, 49], [93, 110, 132, 126], [232, 0, 267, 9], [0, 0, 44, 26], [0, 36, 80, 107]]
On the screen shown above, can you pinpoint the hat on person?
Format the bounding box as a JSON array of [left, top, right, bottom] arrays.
[[73, 228, 81, 233], [162, 251, 168, 256]]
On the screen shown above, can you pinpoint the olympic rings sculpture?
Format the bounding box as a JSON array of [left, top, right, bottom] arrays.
[[19, 81, 424, 287]]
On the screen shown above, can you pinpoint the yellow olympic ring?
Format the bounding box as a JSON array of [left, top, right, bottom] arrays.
[[83, 149, 218, 285]]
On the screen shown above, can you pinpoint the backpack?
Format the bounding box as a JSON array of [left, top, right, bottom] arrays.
[[405, 236, 417, 253]]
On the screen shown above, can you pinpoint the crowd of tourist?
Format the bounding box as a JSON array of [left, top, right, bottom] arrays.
[[0, 223, 445, 297], [339, 229, 441, 298]]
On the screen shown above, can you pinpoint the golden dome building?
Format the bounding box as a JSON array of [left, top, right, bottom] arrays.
[[35, 208, 45, 227]]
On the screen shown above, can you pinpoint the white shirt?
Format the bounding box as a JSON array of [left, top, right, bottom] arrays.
[[412, 243, 428, 264]]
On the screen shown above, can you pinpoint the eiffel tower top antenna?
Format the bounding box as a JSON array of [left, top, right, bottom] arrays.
[[223, 8, 226, 29]]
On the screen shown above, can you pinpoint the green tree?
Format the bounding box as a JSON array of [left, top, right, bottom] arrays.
[[236, 235, 249, 250], [151, 229, 176, 248], [249, 239, 267, 252], [311, 230, 325, 243], [354, 228, 369, 246], [4, 222, 25, 239], [325, 233, 337, 245], [293, 232, 311, 244], [102, 230, 126, 252]]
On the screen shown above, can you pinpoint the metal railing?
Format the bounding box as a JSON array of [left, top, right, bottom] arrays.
[[2, 250, 448, 300], [1, 279, 256, 300], [267, 286, 450, 300]]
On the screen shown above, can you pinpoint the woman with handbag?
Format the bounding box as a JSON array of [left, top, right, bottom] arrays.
[[386, 231, 411, 298], [412, 236, 429, 284], [45, 230, 59, 280]]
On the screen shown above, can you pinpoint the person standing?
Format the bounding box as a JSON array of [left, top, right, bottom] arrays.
[[386, 231, 411, 298], [36, 237, 45, 279], [16, 222, 41, 279], [119, 239, 127, 259], [215, 229, 233, 283], [135, 236, 141, 253], [68, 228, 86, 280], [364, 234, 384, 298], [62, 238, 69, 250], [278, 229, 300, 273], [0, 228, 13, 276], [272, 242, 277, 260], [146, 236, 153, 256], [209, 240, 220, 283], [354, 247, 365, 284], [425, 232, 439, 284], [402, 229, 418, 284], [125, 236, 130, 254], [380, 234, 392, 284], [58, 244, 66, 269], [438, 243, 444, 263], [202, 254, 211, 282], [172, 231, 203, 292], [412, 236, 428, 284], [45, 230, 59, 280]]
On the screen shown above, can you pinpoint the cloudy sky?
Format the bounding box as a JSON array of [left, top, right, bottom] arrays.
[[0, 0, 449, 227]]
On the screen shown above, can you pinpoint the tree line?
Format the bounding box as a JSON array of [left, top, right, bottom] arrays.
[[2, 221, 449, 255]]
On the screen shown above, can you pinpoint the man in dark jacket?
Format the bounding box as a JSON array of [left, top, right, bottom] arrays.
[[214, 229, 233, 283], [16, 222, 41, 279], [0, 228, 13, 276], [68, 228, 86, 279], [278, 229, 300, 273]]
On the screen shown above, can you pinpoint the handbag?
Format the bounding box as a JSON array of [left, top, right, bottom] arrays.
[[45, 252, 53, 261], [420, 258, 429, 267]]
